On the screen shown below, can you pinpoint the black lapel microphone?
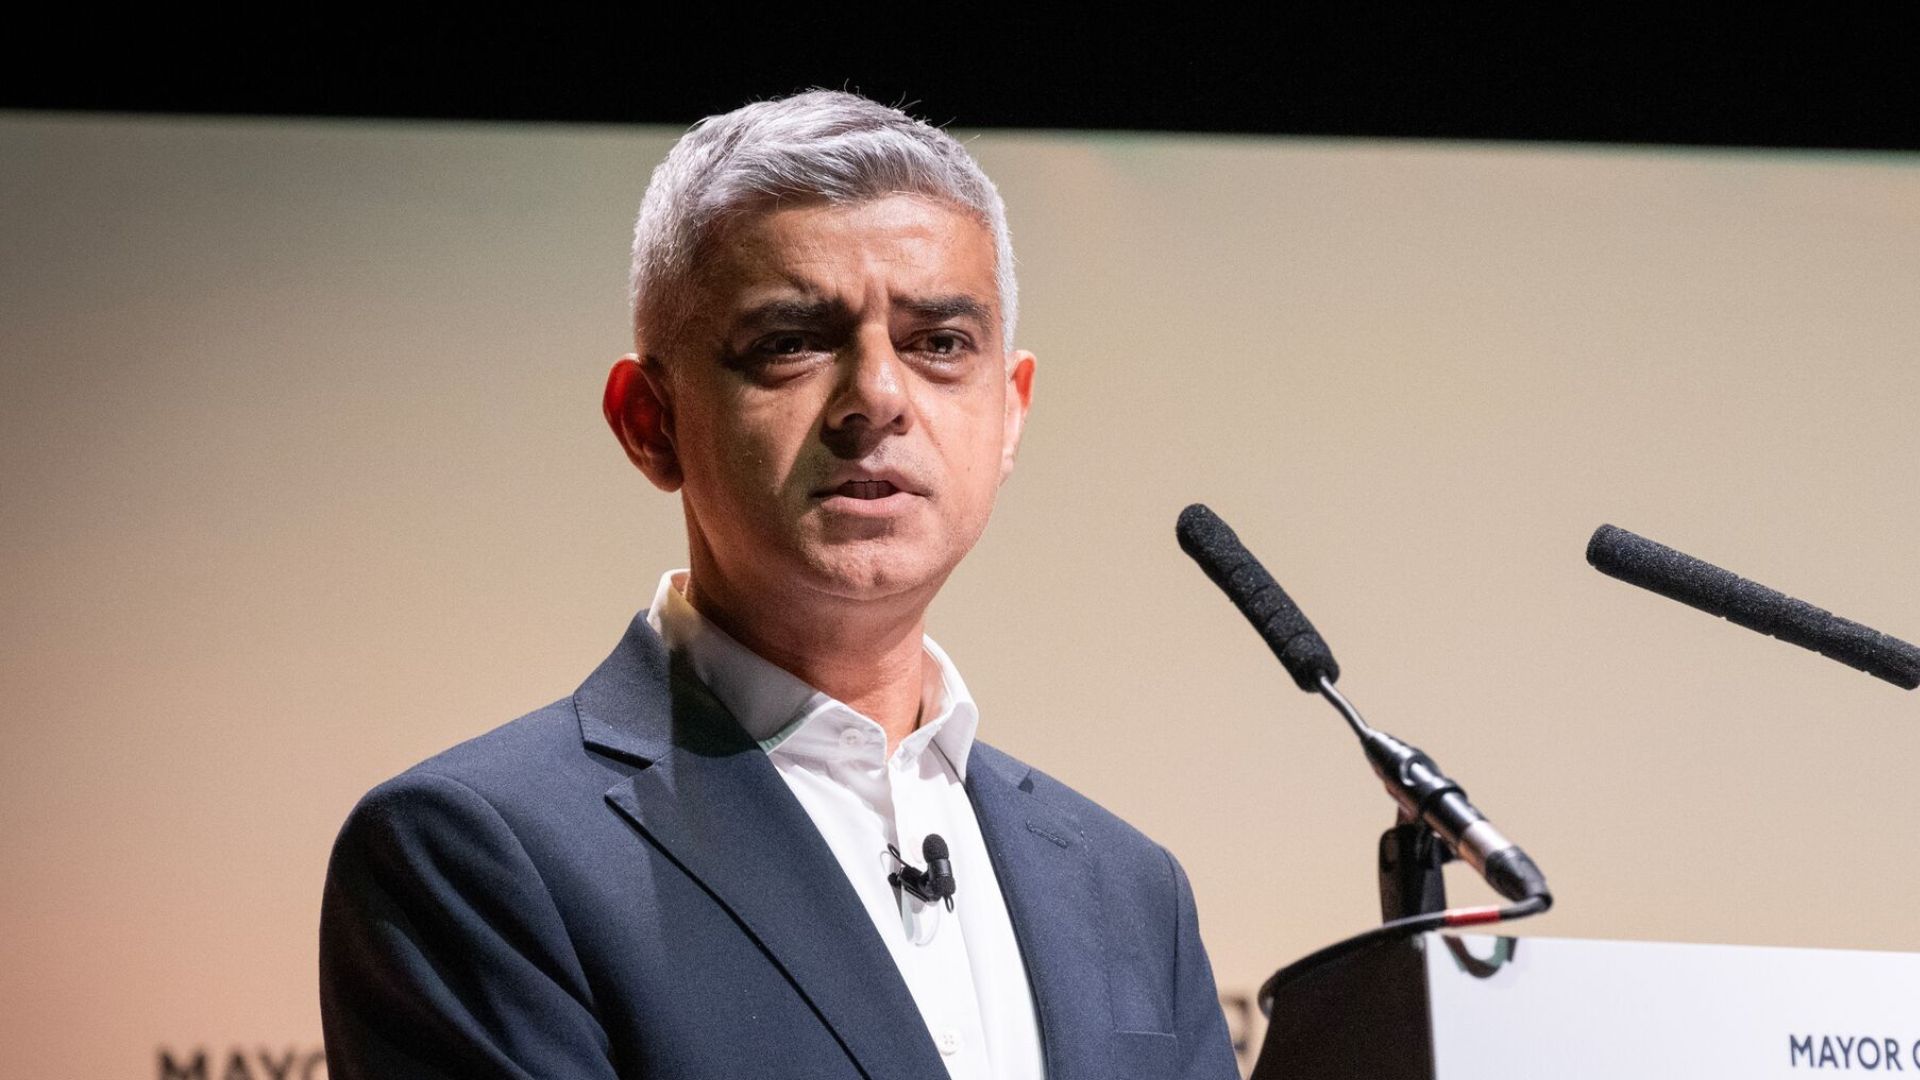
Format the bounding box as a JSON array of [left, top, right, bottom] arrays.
[[887, 834, 957, 911]]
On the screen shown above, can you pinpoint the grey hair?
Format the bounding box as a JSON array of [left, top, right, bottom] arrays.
[[628, 90, 1018, 359]]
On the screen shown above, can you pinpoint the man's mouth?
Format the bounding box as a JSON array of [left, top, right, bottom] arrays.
[[834, 480, 900, 500]]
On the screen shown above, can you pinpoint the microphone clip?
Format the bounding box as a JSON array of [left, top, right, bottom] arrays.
[[886, 842, 955, 911]]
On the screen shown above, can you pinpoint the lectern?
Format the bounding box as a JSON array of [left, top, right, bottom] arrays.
[[1254, 932, 1920, 1079]]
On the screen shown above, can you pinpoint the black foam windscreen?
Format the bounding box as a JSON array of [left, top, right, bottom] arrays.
[[920, 834, 955, 901], [1177, 504, 1340, 692], [1587, 524, 1920, 691]]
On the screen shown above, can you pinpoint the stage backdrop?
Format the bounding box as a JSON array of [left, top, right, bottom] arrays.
[[3, 111, 1915, 1078]]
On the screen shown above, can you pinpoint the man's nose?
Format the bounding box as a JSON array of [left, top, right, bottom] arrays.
[[823, 327, 912, 445]]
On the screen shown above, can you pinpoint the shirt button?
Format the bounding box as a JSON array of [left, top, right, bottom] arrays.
[[936, 1029, 962, 1057], [839, 728, 865, 749]]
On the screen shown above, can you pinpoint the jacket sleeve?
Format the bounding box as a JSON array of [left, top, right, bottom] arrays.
[[319, 770, 623, 1080], [1165, 847, 1244, 1080]]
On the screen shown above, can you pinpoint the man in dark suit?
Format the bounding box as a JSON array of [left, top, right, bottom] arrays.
[[319, 90, 1240, 1080]]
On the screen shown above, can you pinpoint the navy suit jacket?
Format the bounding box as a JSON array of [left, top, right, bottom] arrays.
[[319, 612, 1239, 1079]]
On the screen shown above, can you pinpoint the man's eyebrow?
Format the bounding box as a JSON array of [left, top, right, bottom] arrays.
[[896, 295, 992, 326], [733, 297, 843, 330]]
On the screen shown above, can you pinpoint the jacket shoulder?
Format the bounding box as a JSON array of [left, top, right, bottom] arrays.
[[353, 695, 638, 831]]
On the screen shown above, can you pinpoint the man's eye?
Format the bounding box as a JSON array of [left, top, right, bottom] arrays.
[[755, 333, 817, 358], [918, 332, 968, 357]]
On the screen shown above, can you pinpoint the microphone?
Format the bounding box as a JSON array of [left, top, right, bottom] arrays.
[[887, 835, 956, 910], [921, 835, 956, 905], [1177, 503, 1549, 904], [1175, 504, 1339, 691], [1588, 524, 1920, 690]]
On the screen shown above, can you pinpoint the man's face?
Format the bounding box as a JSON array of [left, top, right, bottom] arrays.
[[622, 195, 1035, 613]]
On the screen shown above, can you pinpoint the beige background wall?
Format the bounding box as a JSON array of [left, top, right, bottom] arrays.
[[2, 112, 1915, 1077]]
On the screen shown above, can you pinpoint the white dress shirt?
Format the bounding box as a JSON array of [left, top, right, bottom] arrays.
[[646, 571, 1046, 1080]]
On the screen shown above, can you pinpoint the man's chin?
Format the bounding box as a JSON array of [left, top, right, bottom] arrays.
[[795, 544, 955, 607]]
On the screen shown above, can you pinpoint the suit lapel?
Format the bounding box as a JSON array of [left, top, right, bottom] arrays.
[[967, 745, 1114, 1080], [576, 615, 948, 1080]]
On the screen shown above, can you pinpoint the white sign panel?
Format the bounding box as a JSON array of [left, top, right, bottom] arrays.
[[1427, 935, 1920, 1078]]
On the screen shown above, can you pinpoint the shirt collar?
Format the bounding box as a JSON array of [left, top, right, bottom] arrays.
[[645, 570, 979, 778]]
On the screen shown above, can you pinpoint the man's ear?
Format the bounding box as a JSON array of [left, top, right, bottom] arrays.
[[999, 349, 1037, 483], [602, 354, 682, 492]]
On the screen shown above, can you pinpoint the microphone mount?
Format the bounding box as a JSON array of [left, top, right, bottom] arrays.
[[1318, 677, 1455, 920], [1318, 675, 1545, 920], [886, 837, 956, 911]]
